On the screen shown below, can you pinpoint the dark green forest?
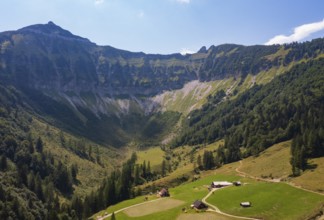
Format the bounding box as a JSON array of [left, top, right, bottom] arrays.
[[0, 85, 78, 219]]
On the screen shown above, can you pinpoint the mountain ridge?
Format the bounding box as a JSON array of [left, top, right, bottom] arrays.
[[1, 22, 324, 148]]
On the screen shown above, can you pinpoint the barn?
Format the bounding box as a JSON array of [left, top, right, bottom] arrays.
[[211, 181, 233, 188], [157, 188, 170, 197], [191, 200, 208, 210]]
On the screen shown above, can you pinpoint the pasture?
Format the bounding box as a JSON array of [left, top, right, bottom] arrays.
[[206, 182, 324, 220]]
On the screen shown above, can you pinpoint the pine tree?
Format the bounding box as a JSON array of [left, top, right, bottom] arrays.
[[134, 164, 141, 185], [197, 155, 202, 170], [111, 212, 116, 220], [71, 164, 78, 182], [35, 137, 43, 153], [147, 161, 151, 176], [161, 160, 166, 177], [0, 155, 7, 171], [142, 161, 146, 178]]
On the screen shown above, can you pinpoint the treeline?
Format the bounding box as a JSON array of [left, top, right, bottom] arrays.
[[172, 58, 324, 167]]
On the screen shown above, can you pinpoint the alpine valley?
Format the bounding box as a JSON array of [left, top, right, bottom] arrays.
[[0, 22, 323, 220]]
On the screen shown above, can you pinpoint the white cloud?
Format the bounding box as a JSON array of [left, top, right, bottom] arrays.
[[94, 0, 104, 5], [176, 0, 191, 4], [265, 19, 324, 45], [180, 48, 195, 55]]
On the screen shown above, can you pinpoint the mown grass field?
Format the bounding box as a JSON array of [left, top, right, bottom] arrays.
[[206, 182, 324, 220]]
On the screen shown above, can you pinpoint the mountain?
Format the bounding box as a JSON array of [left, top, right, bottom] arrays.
[[1, 22, 324, 148]]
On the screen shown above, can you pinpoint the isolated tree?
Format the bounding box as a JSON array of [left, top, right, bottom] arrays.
[[111, 212, 116, 220]]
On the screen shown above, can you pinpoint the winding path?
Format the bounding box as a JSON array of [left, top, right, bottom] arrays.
[[236, 160, 324, 196], [202, 187, 261, 220]]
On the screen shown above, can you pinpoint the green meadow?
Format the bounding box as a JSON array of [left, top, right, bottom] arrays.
[[207, 182, 324, 220]]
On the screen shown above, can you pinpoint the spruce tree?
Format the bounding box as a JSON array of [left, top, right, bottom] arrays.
[[36, 137, 43, 153], [111, 212, 116, 220]]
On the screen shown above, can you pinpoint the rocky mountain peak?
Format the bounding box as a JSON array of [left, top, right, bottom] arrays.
[[18, 21, 90, 42]]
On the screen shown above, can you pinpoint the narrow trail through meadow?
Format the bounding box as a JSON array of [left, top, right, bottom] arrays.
[[202, 187, 261, 220], [236, 160, 324, 196]]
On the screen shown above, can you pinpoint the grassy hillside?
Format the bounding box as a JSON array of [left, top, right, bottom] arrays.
[[238, 140, 324, 193], [239, 141, 292, 179], [292, 157, 324, 193]]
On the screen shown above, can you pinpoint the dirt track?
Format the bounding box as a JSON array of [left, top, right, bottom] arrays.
[[236, 160, 324, 196]]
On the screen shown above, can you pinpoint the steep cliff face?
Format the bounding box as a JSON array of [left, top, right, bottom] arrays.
[[1, 22, 324, 147], [0, 22, 196, 96], [2, 22, 324, 99]]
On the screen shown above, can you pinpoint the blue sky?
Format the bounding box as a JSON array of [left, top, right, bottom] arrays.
[[1, 0, 324, 54]]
